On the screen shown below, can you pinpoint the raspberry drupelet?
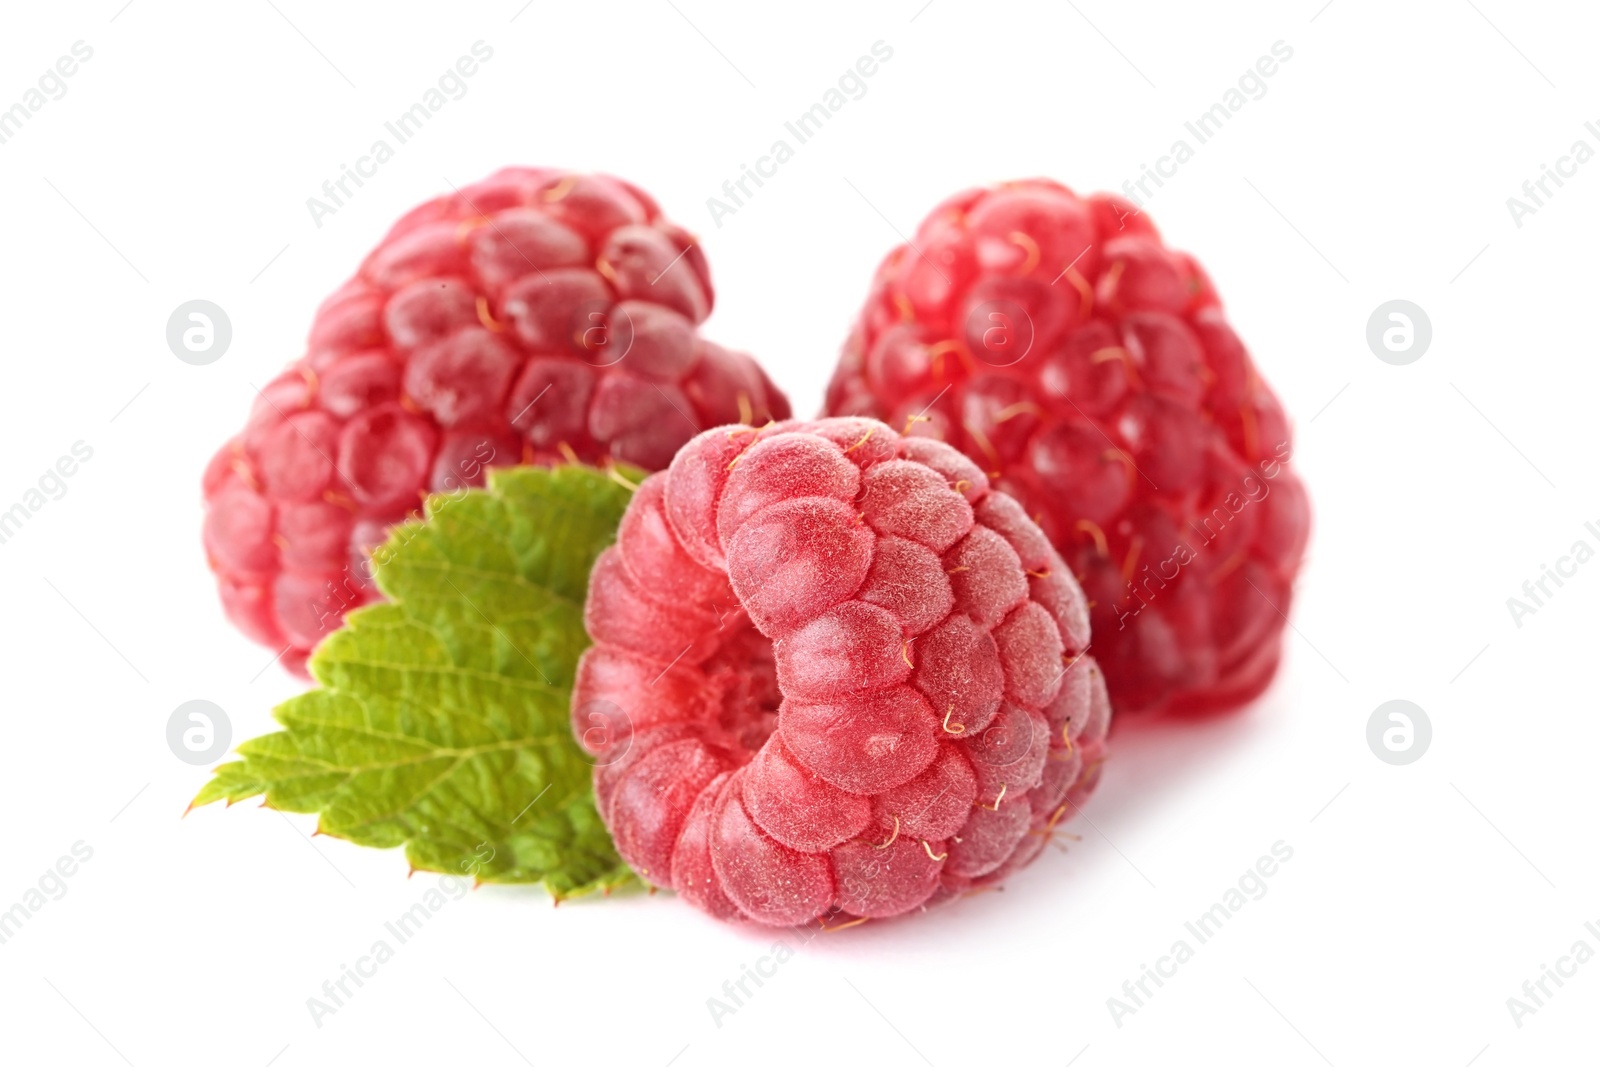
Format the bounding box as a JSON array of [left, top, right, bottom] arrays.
[[824, 179, 1309, 716], [202, 167, 788, 675], [574, 416, 1110, 926]]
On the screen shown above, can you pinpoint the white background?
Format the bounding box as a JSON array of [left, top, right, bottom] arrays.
[[0, 1, 1595, 1064]]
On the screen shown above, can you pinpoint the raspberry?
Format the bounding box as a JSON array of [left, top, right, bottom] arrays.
[[824, 180, 1309, 717], [201, 168, 788, 674], [574, 417, 1110, 926]]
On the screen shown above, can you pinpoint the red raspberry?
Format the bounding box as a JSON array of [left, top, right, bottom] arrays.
[[824, 180, 1309, 717], [574, 416, 1111, 926], [201, 168, 788, 674]]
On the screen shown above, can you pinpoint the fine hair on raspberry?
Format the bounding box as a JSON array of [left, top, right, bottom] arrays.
[[201, 167, 788, 674], [574, 415, 1111, 926]]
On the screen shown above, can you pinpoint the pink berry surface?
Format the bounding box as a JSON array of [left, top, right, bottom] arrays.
[[825, 179, 1309, 717], [201, 167, 788, 674], [575, 416, 1111, 926]]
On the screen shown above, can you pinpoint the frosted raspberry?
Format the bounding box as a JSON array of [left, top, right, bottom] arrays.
[[202, 168, 788, 674], [825, 179, 1309, 716], [575, 417, 1111, 926]]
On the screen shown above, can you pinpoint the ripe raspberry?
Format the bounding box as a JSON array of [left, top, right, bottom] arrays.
[[574, 416, 1111, 926], [824, 180, 1309, 716], [202, 167, 788, 675]]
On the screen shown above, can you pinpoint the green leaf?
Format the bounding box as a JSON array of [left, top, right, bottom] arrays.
[[192, 464, 639, 898]]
